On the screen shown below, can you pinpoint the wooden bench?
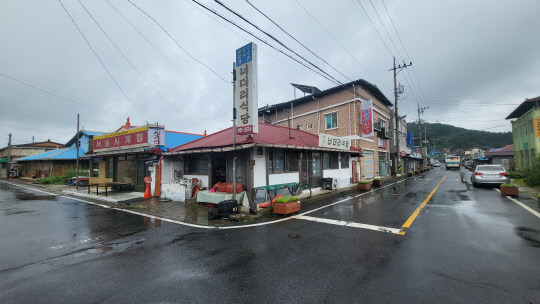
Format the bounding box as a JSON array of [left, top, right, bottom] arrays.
[[88, 182, 130, 197], [255, 182, 311, 201]]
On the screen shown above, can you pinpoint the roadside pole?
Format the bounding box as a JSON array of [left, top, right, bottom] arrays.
[[232, 62, 237, 202], [76, 114, 80, 189]]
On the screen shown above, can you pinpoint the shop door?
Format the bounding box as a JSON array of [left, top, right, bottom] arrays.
[[378, 152, 388, 176], [212, 156, 227, 185], [134, 160, 149, 192], [362, 151, 375, 179], [308, 152, 322, 187]]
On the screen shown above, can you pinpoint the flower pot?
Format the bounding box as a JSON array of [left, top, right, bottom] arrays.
[[273, 201, 301, 215], [357, 183, 372, 190], [500, 185, 518, 196]]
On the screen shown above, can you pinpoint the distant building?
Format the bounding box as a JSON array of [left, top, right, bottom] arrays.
[[0, 140, 65, 178], [506, 96, 540, 170], [16, 130, 103, 178], [484, 144, 514, 171]]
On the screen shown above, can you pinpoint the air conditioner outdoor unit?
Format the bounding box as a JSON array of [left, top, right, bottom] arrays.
[[331, 178, 339, 190]]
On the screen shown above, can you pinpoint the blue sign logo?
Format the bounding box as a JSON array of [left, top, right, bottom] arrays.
[[236, 43, 253, 66], [407, 133, 414, 147]]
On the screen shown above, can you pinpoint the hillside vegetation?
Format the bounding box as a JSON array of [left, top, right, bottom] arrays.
[[407, 122, 513, 150]]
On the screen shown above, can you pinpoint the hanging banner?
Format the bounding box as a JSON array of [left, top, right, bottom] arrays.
[[535, 117, 540, 137], [361, 100, 373, 137], [235, 42, 258, 135]]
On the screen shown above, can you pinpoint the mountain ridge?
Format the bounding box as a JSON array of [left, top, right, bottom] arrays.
[[406, 122, 513, 151]]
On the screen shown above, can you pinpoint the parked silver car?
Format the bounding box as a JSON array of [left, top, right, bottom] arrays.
[[471, 165, 510, 186]]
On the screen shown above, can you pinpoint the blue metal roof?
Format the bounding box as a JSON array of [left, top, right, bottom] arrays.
[[17, 146, 88, 161], [161, 131, 203, 151]]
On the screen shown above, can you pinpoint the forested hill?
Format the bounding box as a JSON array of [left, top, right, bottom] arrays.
[[407, 122, 513, 150]]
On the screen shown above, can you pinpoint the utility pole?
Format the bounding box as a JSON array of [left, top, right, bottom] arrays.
[[232, 62, 237, 202], [6, 133, 12, 177], [417, 104, 428, 164], [389, 57, 412, 175], [76, 114, 80, 189]]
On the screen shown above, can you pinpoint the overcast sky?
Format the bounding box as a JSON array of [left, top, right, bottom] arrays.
[[1, 0, 539, 146]]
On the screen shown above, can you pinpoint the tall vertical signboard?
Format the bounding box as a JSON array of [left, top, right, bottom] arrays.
[[235, 42, 258, 135], [407, 132, 414, 147], [361, 100, 373, 137]]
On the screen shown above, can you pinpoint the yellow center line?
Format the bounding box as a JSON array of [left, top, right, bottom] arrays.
[[399, 174, 447, 235]]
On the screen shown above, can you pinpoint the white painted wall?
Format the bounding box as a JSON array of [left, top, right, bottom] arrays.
[[161, 157, 183, 184], [323, 168, 351, 188], [268, 172, 299, 185], [253, 147, 267, 187], [161, 183, 186, 202]]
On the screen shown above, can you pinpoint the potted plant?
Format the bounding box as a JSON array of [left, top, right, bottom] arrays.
[[407, 170, 414, 177], [273, 196, 301, 215], [357, 180, 372, 190], [500, 183, 518, 196], [372, 178, 383, 187]]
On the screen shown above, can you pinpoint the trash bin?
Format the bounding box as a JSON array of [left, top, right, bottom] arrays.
[[218, 199, 239, 218]]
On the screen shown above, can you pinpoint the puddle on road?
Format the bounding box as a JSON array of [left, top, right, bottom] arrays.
[[516, 227, 540, 247]]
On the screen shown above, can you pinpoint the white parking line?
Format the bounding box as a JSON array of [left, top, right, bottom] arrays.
[[296, 215, 402, 234], [494, 189, 540, 219]]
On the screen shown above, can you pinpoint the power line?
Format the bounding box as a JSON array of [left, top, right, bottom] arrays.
[[214, 0, 343, 86], [79, 0, 204, 130], [182, 0, 327, 103], [0, 71, 123, 117], [244, 0, 352, 82], [190, 0, 341, 85], [106, 0, 231, 114], [293, 0, 392, 91], [126, 0, 230, 85], [58, 0, 146, 122]]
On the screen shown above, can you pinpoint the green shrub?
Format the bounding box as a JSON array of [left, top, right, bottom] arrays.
[[501, 183, 517, 187], [357, 181, 371, 184], [509, 171, 526, 179], [524, 158, 540, 187], [38, 176, 65, 185], [62, 169, 89, 178], [274, 196, 299, 203]]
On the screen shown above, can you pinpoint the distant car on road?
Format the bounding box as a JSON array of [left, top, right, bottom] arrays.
[[471, 164, 510, 186], [433, 161, 441, 167]]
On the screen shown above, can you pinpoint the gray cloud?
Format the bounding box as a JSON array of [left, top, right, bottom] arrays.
[[1, 0, 538, 146]]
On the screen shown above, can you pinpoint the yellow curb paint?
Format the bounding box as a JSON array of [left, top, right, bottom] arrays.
[[399, 174, 447, 235]]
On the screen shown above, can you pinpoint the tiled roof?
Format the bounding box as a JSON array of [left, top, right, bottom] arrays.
[[485, 144, 514, 156], [168, 123, 360, 153]]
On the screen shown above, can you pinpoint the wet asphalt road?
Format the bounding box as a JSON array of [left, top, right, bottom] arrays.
[[1, 168, 539, 303]]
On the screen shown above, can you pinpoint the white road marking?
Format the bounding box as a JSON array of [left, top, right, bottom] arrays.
[[296, 215, 402, 234], [1, 180, 57, 196], [494, 189, 540, 219], [2, 179, 412, 231]]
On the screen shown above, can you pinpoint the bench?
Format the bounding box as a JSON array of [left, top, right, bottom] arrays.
[[255, 182, 311, 201], [88, 182, 130, 197]]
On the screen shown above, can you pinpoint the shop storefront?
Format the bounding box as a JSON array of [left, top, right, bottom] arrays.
[[84, 119, 203, 192]]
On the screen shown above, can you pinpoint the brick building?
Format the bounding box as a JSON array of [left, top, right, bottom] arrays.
[[258, 79, 393, 180]]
